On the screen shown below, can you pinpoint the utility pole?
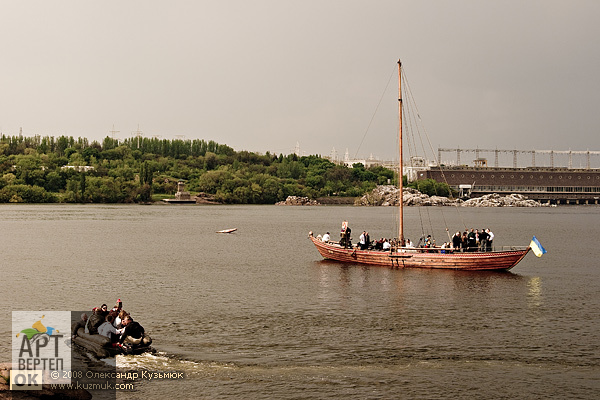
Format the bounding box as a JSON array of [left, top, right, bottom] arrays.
[[109, 124, 120, 140], [132, 124, 143, 148]]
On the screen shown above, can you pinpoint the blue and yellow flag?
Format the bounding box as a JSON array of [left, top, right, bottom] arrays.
[[530, 236, 547, 257]]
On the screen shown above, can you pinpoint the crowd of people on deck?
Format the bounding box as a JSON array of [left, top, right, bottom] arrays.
[[319, 221, 495, 253], [449, 228, 495, 252], [71, 299, 151, 350]]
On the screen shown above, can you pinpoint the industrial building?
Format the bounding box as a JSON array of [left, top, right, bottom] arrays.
[[416, 148, 600, 205]]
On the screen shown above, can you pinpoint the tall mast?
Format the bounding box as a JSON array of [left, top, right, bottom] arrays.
[[398, 60, 404, 242]]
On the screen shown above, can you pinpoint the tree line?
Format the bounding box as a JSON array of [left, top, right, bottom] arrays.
[[0, 134, 405, 204]]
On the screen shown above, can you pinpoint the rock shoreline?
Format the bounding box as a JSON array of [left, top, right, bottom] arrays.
[[276, 196, 320, 206], [356, 185, 548, 207], [276, 186, 547, 207]]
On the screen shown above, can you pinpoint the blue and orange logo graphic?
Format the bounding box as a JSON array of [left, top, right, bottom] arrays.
[[15, 315, 60, 343]]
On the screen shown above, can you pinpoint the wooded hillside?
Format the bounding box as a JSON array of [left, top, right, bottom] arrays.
[[0, 134, 396, 204]]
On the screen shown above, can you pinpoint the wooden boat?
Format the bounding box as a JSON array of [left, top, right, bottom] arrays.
[[309, 60, 531, 271], [72, 328, 153, 358], [217, 228, 237, 233], [308, 235, 529, 270]]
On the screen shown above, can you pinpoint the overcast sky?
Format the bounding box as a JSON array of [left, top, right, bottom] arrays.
[[1, 0, 599, 162]]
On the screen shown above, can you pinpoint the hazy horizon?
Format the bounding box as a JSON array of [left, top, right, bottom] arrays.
[[1, 0, 599, 161]]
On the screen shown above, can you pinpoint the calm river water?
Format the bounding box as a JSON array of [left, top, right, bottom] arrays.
[[1, 204, 599, 399]]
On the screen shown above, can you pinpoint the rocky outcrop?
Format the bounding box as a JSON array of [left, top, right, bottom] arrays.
[[276, 196, 320, 206], [356, 185, 547, 207], [355, 185, 402, 206], [403, 188, 456, 206], [195, 192, 221, 204], [356, 186, 455, 206], [461, 193, 544, 207]]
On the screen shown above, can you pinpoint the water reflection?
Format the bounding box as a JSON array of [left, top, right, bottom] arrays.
[[527, 276, 543, 308]]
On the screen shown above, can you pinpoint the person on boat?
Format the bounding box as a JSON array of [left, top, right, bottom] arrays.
[[382, 239, 391, 250], [340, 222, 350, 248], [84, 308, 95, 333], [86, 307, 105, 335], [440, 242, 449, 253], [452, 231, 462, 250], [424, 235, 432, 248], [111, 299, 122, 314], [97, 304, 109, 320], [365, 232, 371, 249], [404, 238, 416, 253], [341, 225, 352, 248], [461, 231, 468, 252], [479, 229, 489, 251], [359, 231, 367, 250], [99, 314, 123, 342], [114, 310, 129, 329], [119, 316, 150, 347], [322, 232, 330, 243], [486, 229, 494, 251], [108, 301, 121, 322], [467, 229, 477, 252], [71, 313, 88, 339]]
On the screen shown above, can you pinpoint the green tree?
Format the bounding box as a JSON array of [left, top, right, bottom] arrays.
[[0, 184, 56, 203], [80, 172, 86, 202], [408, 178, 454, 197]]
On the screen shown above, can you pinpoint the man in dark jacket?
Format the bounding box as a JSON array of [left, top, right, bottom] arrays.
[[479, 229, 489, 251], [119, 316, 146, 345], [71, 313, 88, 339], [86, 308, 105, 335], [452, 231, 462, 251], [467, 229, 477, 252]]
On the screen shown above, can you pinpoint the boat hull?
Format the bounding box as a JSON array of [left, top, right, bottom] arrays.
[[72, 328, 153, 358], [217, 228, 237, 233], [309, 236, 530, 271]]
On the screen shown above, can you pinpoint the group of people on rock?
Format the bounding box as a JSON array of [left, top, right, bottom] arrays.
[[320, 221, 495, 253], [71, 299, 150, 349]]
